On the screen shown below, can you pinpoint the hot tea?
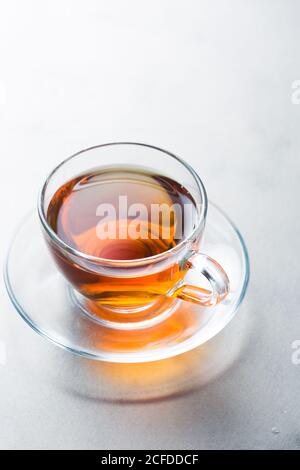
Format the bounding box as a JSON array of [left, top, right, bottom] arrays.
[[46, 167, 198, 307]]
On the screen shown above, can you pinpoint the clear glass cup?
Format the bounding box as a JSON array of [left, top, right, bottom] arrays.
[[38, 143, 229, 329]]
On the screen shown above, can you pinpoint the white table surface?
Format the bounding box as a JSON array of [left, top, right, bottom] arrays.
[[1, 0, 300, 450]]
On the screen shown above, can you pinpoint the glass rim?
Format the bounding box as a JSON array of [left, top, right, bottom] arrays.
[[37, 142, 208, 266]]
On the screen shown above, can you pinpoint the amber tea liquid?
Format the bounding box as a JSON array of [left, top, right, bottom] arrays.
[[47, 168, 198, 307]]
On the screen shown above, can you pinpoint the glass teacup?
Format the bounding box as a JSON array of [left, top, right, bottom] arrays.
[[38, 143, 229, 329]]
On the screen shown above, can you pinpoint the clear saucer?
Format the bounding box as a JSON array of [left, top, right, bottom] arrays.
[[4, 202, 249, 363]]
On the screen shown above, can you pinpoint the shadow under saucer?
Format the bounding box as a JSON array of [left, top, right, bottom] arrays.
[[7, 296, 252, 403]]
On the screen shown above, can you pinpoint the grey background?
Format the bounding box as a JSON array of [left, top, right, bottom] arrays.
[[0, 0, 300, 449]]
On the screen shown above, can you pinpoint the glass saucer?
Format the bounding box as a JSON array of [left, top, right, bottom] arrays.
[[4, 202, 249, 363]]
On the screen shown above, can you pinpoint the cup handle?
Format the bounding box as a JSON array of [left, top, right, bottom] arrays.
[[171, 254, 230, 307]]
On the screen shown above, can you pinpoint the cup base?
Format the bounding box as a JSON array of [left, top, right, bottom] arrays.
[[68, 287, 179, 330]]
